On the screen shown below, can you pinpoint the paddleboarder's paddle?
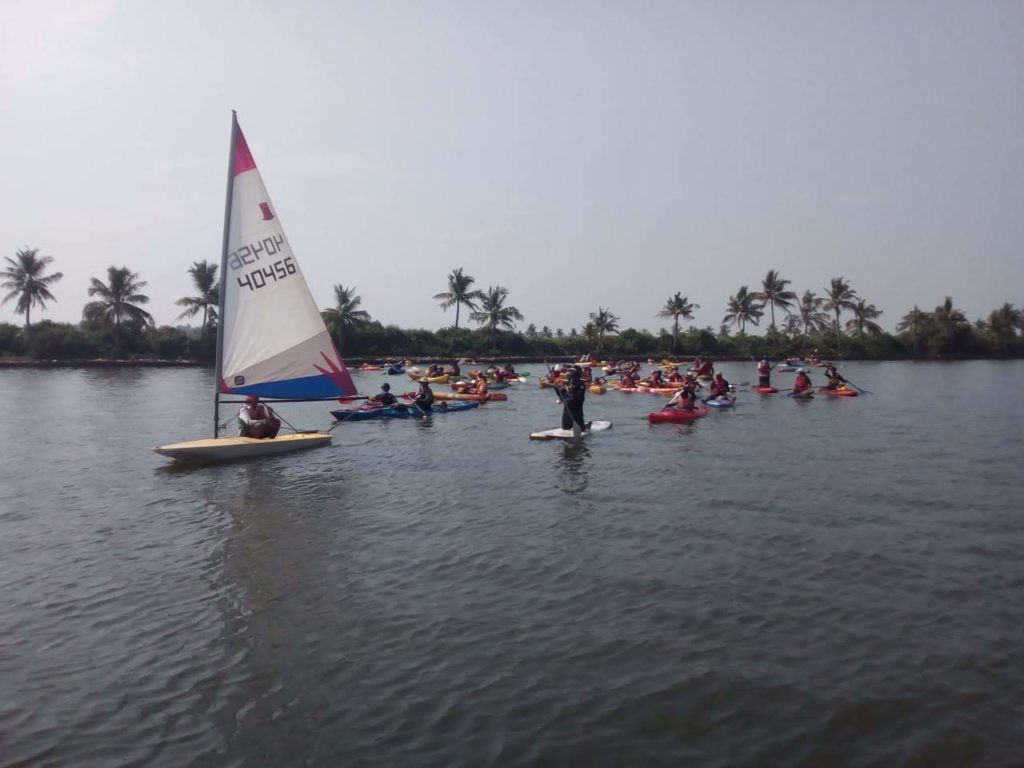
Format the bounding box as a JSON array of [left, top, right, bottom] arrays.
[[843, 378, 872, 394]]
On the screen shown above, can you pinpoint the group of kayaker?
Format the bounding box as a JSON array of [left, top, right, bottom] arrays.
[[757, 355, 848, 395]]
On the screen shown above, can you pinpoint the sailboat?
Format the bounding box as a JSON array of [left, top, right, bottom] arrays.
[[154, 113, 356, 462]]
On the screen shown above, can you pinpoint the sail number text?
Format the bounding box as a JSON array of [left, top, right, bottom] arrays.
[[237, 257, 297, 292], [227, 235, 286, 271]]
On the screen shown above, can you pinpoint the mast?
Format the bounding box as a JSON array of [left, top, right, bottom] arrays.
[[213, 111, 238, 437]]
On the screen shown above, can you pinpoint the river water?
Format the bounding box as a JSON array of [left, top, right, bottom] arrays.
[[1, 361, 1021, 767]]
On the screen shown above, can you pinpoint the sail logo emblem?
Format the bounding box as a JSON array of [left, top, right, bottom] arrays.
[[259, 203, 275, 221]]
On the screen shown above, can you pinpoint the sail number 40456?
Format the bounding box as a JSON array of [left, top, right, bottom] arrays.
[[237, 257, 297, 292]]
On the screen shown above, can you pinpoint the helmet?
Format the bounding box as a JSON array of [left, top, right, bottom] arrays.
[[381, 383, 390, 391], [245, 394, 259, 403]]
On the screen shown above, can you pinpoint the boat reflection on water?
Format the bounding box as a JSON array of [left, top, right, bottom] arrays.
[[556, 441, 590, 495]]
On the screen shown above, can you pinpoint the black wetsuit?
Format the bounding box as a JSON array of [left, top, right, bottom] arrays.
[[559, 376, 587, 430]]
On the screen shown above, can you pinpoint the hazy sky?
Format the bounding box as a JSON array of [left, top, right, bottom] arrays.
[[2, 0, 1022, 335]]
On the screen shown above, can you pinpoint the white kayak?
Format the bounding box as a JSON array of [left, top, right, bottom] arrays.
[[529, 420, 612, 440], [153, 432, 331, 462]]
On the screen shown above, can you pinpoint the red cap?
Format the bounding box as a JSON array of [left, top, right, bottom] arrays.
[[245, 395, 259, 403]]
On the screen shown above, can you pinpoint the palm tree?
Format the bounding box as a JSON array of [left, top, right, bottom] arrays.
[[588, 306, 619, 352], [796, 290, 829, 335], [432, 267, 482, 331], [823, 277, 859, 355], [657, 292, 700, 352], [933, 296, 967, 353], [83, 266, 154, 333], [722, 286, 763, 335], [846, 299, 884, 336], [469, 285, 523, 344], [175, 260, 219, 336], [752, 269, 796, 334], [321, 284, 370, 353], [896, 305, 931, 355], [985, 303, 1019, 354], [1, 248, 63, 334]]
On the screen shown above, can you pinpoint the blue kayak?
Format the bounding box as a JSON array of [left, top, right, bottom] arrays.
[[705, 396, 736, 408], [330, 401, 480, 421]]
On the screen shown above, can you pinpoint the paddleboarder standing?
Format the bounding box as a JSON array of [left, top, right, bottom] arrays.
[[559, 365, 589, 431]]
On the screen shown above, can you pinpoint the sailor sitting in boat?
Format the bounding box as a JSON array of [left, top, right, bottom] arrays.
[[238, 394, 281, 439]]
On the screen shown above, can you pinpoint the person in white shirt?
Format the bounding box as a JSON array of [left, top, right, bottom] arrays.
[[238, 395, 281, 439]]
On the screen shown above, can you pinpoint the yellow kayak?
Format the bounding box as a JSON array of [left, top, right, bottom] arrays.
[[407, 371, 451, 384]]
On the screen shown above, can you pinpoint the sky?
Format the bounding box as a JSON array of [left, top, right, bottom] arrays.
[[2, 0, 1023, 335]]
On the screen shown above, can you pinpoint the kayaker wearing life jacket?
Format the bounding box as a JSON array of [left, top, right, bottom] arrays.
[[823, 363, 847, 390], [667, 381, 697, 411], [666, 366, 684, 383], [757, 356, 773, 387], [709, 372, 731, 398], [792, 368, 813, 393], [412, 379, 434, 410], [696, 359, 715, 378]]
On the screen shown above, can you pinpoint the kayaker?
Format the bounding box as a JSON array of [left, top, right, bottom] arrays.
[[238, 394, 281, 439], [450, 360, 461, 377], [823, 363, 847, 390], [696, 358, 715, 378], [412, 379, 434, 411], [667, 382, 697, 411], [558, 365, 588, 431], [757, 356, 773, 387], [666, 366, 684, 383], [708, 372, 731, 398], [792, 367, 813, 394], [368, 382, 398, 406]]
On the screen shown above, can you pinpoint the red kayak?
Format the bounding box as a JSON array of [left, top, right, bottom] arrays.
[[755, 386, 779, 394], [649, 405, 708, 424], [818, 386, 858, 397]]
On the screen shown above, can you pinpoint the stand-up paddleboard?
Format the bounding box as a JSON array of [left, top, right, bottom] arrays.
[[529, 421, 612, 440]]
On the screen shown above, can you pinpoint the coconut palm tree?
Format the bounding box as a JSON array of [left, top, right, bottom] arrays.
[[823, 277, 859, 355], [175, 260, 219, 336], [321, 284, 370, 353], [752, 269, 796, 334], [588, 306, 619, 352], [796, 290, 830, 335], [432, 267, 482, 331], [1, 248, 64, 335], [933, 296, 968, 353], [469, 285, 523, 344], [83, 266, 154, 332], [846, 299, 884, 336], [985, 303, 1019, 354], [722, 286, 763, 335], [896, 305, 931, 355], [657, 292, 700, 352]]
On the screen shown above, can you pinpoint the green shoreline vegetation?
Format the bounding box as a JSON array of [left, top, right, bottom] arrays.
[[2, 250, 1022, 365]]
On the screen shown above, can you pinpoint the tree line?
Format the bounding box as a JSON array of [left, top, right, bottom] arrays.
[[2, 248, 1022, 361]]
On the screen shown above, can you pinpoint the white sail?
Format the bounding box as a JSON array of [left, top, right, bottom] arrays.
[[218, 119, 355, 399]]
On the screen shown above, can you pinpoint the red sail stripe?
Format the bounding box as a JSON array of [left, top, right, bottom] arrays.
[[233, 127, 257, 175]]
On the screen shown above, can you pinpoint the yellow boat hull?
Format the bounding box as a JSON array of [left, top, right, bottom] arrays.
[[153, 432, 331, 463]]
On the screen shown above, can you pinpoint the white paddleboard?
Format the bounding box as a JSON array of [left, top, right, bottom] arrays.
[[529, 420, 612, 440]]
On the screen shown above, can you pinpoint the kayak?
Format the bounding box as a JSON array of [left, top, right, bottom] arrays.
[[331, 401, 480, 421], [755, 386, 779, 394], [358, 364, 383, 371], [588, 383, 607, 395], [529, 420, 612, 440], [612, 385, 681, 396], [649, 405, 708, 424], [407, 371, 451, 384], [818, 386, 858, 397], [539, 377, 565, 388], [705, 396, 735, 408], [788, 390, 814, 399], [432, 390, 507, 402]]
